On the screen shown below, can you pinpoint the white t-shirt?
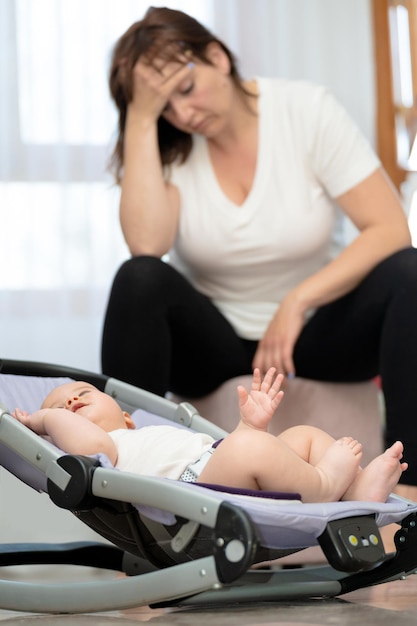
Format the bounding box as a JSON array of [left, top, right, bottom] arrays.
[[108, 426, 214, 479], [168, 78, 380, 340]]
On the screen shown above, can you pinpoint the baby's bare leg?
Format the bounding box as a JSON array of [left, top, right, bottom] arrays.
[[197, 429, 362, 503], [277, 425, 341, 465], [343, 441, 408, 502]]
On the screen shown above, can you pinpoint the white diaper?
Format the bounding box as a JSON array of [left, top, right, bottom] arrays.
[[179, 447, 216, 482]]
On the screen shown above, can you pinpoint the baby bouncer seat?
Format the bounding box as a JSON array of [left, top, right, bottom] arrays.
[[1, 358, 417, 614]]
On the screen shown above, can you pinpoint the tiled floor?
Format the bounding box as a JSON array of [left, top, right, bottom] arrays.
[[1, 563, 417, 625]]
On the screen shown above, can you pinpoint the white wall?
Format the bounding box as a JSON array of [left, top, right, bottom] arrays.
[[213, 0, 376, 144]]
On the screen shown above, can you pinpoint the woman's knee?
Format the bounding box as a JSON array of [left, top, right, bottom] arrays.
[[110, 255, 178, 300], [113, 255, 166, 287], [381, 247, 417, 286]]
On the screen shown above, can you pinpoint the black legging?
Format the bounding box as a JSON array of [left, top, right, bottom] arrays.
[[101, 247, 417, 483]]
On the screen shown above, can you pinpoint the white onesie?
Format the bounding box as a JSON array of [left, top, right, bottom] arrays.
[[108, 425, 214, 479]]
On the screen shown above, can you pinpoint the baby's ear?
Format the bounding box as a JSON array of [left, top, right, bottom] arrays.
[[123, 411, 135, 430]]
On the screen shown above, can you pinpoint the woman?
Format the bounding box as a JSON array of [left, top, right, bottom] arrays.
[[101, 7, 417, 497]]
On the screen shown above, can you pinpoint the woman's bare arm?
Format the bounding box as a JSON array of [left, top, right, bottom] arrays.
[[253, 167, 411, 375], [119, 59, 193, 257]]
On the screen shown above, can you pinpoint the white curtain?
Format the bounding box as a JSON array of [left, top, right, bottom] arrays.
[[0, 0, 376, 372]]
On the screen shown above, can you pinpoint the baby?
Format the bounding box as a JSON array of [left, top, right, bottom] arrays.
[[12, 368, 407, 503]]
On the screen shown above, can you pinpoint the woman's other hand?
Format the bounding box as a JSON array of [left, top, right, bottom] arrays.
[[252, 292, 306, 378]]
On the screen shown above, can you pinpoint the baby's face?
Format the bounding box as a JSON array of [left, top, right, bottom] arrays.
[[42, 381, 133, 432]]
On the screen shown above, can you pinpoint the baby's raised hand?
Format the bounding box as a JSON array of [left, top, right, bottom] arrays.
[[237, 368, 284, 431]]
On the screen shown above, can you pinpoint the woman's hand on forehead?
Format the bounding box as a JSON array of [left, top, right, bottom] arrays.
[[151, 47, 192, 75], [131, 53, 194, 118]]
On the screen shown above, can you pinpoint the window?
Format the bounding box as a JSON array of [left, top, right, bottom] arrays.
[[15, 0, 213, 150], [388, 0, 417, 169], [0, 0, 214, 290], [373, 0, 417, 244]]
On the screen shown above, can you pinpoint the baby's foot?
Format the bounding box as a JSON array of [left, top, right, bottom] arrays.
[[315, 437, 363, 502], [343, 441, 408, 503]]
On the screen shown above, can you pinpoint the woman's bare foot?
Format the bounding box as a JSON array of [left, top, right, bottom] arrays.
[[343, 441, 408, 502], [315, 437, 363, 501]]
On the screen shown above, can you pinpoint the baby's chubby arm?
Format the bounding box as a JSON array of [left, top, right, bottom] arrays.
[[237, 367, 284, 432], [12, 408, 118, 464]]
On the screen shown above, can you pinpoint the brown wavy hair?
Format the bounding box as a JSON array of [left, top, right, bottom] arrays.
[[108, 6, 249, 183]]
